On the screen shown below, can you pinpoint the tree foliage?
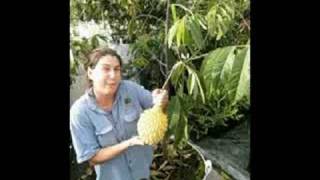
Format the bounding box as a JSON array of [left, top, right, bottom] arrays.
[[70, 0, 251, 155]]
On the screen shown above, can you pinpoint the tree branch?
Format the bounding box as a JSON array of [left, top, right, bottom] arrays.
[[135, 14, 165, 23], [163, 0, 171, 90], [186, 53, 209, 63]]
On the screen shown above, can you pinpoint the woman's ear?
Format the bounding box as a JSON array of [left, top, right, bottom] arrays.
[[87, 67, 94, 80]]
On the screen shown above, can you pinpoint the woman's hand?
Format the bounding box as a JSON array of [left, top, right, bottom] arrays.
[[152, 89, 169, 108], [89, 136, 145, 165], [126, 136, 145, 147]]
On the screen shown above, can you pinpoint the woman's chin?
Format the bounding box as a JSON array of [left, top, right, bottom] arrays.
[[103, 86, 118, 96]]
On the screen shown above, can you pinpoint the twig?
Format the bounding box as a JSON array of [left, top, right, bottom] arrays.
[[138, 2, 156, 35], [155, 57, 168, 67], [162, 0, 171, 91], [145, 48, 168, 68], [164, 0, 171, 79], [185, 53, 209, 63], [171, 3, 194, 16], [136, 14, 165, 23], [159, 61, 167, 78]]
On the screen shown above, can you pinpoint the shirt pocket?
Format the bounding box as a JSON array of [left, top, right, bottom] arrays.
[[92, 116, 118, 147], [124, 103, 141, 136]]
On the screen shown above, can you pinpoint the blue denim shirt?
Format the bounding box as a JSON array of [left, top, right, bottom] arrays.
[[70, 80, 154, 180]]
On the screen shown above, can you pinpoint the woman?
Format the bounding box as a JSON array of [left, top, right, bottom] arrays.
[[70, 47, 168, 180]]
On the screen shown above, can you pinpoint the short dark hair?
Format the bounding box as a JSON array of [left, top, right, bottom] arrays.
[[86, 47, 122, 69], [85, 47, 123, 88]]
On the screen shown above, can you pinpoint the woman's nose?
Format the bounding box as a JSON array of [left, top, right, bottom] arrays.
[[109, 69, 116, 79]]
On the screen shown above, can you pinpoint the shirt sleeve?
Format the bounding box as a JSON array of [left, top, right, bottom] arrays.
[[70, 105, 100, 164], [132, 82, 154, 109]]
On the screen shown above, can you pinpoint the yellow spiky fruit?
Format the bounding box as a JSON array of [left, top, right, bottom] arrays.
[[137, 105, 168, 145]]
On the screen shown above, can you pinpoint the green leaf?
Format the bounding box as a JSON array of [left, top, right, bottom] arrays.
[[223, 2, 235, 18], [171, 4, 177, 22], [168, 20, 179, 48], [172, 3, 193, 16], [91, 35, 99, 48], [194, 72, 206, 103], [206, 0, 235, 39], [207, 6, 217, 37], [176, 23, 181, 47], [208, 0, 218, 8], [132, 57, 149, 68], [174, 109, 188, 148], [176, 19, 183, 47], [216, 24, 223, 40], [217, 13, 229, 34], [170, 61, 185, 87], [168, 96, 181, 135], [128, 19, 136, 38], [188, 16, 204, 49], [220, 49, 236, 83], [179, 17, 186, 45], [228, 47, 250, 104], [183, 114, 189, 141], [195, 14, 207, 30], [220, 7, 231, 21], [187, 72, 196, 95], [191, 81, 199, 100], [177, 82, 184, 95], [185, 64, 206, 103], [174, 117, 184, 147], [220, 17, 229, 34], [200, 46, 236, 92], [183, 18, 192, 45]]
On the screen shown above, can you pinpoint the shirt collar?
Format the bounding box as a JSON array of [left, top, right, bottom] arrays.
[[85, 81, 123, 114]]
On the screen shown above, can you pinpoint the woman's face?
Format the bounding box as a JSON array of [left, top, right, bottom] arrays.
[[88, 55, 122, 96]]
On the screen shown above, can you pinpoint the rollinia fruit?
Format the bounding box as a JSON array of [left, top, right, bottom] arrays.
[[137, 105, 168, 145]]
